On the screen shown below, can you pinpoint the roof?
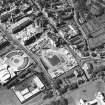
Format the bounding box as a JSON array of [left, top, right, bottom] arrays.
[[33, 76, 44, 89], [12, 17, 32, 33], [88, 32, 105, 49], [12, 75, 45, 103], [0, 64, 10, 84]]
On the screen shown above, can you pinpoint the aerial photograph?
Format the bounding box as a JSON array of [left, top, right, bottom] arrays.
[[0, 0, 105, 105]]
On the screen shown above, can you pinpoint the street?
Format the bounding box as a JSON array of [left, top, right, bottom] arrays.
[[0, 24, 55, 91]]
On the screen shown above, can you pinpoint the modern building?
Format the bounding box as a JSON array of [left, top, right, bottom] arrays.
[[11, 17, 32, 34], [4, 50, 30, 71], [80, 92, 105, 105], [0, 64, 11, 84], [41, 48, 77, 78], [12, 75, 45, 103]]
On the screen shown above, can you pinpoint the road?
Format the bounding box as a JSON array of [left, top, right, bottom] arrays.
[[0, 1, 105, 105], [32, 0, 87, 67], [42, 10, 82, 62], [43, 0, 100, 67], [0, 25, 39, 63], [42, 9, 91, 81], [69, 0, 90, 49], [0, 0, 101, 82], [0, 24, 59, 95], [41, 8, 92, 81], [0, 25, 54, 82]]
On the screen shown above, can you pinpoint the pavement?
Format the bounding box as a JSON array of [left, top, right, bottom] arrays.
[[0, 79, 104, 105], [0, 86, 44, 105], [64, 79, 105, 105], [0, 4, 105, 105], [0, 25, 54, 105], [0, 87, 21, 105], [0, 25, 53, 83], [0, 25, 39, 63]]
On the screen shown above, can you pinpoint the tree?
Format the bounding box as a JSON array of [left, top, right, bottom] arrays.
[[70, 82, 78, 90], [50, 101, 57, 105], [91, 52, 97, 57], [58, 97, 68, 105], [78, 79, 85, 85], [56, 79, 63, 85], [54, 82, 61, 90], [59, 87, 68, 95], [43, 90, 53, 100]]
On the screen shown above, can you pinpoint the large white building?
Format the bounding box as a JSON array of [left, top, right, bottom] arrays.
[[12, 75, 45, 103], [80, 92, 105, 105], [0, 64, 11, 84], [42, 47, 77, 78]]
